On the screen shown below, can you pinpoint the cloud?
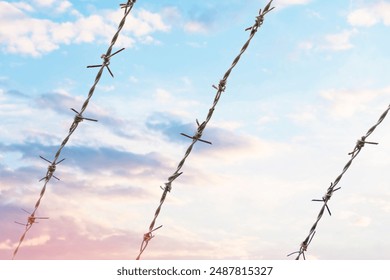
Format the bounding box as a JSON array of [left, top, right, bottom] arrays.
[[182, 4, 220, 34], [194, 125, 291, 163], [297, 29, 357, 54], [322, 29, 358, 51], [0, 141, 167, 177], [348, 1, 390, 27], [288, 106, 317, 124], [154, 88, 173, 104], [33, 0, 55, 7], [320, 86, 390, 118], [339, 211, 372, 227], [298, 41, 314, 51], [0, 214, 142, 259], [31, 89, 139, 139], [274, 0, 312, 9], [32, 0, 72, 13], [11, 2, 34, 12], [184, 21, 209, 33], [146, 111, 195, 143], [35, 89, 84, 115], [0, 2, 170, 56], [64, 146, 165, 175]]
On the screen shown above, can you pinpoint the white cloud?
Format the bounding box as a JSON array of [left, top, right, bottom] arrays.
[[0, 2, 170, 57], [154, 88, 173, 104], [115, 9, 170, 37], [98, 85, 115, 92], [320, 86, 390, 118], [129, 76, 138, 83], [33, 0, 54, 7], [288, 108, 317, 124], [322, 29, 357, 51], [298, 41, 314, 51], [22, 235, 51, 247], [339, 211, 372, 227], [31, 0, 72, 13], [12, 2, 34, 12], [161, 6, 181, 23], [348, 1, 390, 27], [348, 8, 378, 27], [55, 0, 72, 14], [184, 21, 208, 33], [274, 0, 312, 9]]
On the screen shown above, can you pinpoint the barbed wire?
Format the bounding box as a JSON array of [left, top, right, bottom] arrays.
[[135, 0, 275, 260], [12, 0, 137, 260], [288, 104, 390, 260]]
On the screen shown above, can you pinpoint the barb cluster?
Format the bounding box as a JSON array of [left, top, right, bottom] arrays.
[[136, 0, 275, 260], [12, 1, 137, 260], [289, 104, 390, 260]]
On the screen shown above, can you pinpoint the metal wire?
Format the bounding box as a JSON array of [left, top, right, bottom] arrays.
[[135, 0, 275, 260], [12, 0, 137, 260], [288, 104, 390, 260]]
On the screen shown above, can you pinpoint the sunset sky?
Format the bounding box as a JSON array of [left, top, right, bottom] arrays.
[[1, 0, 390, 260]]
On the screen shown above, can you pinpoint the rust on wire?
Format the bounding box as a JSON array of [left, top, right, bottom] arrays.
[[136, 0, 275, 260], [289, 104, 390, 260], [12, 0, 137, 260]]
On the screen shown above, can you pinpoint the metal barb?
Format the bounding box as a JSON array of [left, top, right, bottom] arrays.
[[349, 136, 379, 156], [71, 108, 98, 123], [168, 172, 183, 182], [290, 104, 390, 260], [212, 79, 227, 92], [160, 182, 172, 192], [142, 225, 163, 244], [14, 210, 49, 229], [136, 0, 274, 260], [39, 156, 65, 182], [180, 133, 212, 145], [87, 48, 125, 78], [13, 1, 137, 260], [120, 0, 136, 14]]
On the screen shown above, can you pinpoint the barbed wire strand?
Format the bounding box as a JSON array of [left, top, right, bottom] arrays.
[[288, 104, 390, 260], [135, 0, 275, 260], [12, 0, 137, 260]]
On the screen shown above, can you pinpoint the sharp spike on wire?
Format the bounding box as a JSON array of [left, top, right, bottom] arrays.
[[39, 156, 52, 164], [136, 0, 274, 260], [13, 0, 137, 259], [290, 104, 390, 260]]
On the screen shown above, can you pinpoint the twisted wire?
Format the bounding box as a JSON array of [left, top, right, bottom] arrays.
[[136, 0, 275, 260], [288, 104, 390, 260], [12, 0, 137, 260]]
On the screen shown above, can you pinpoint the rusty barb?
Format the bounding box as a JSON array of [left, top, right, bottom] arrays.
[[12, 1, 137, 260], [12, 209, 49, 260], [136, 225, 163, 260], [136, 0, 275, 260], [289, 104, 390, 260], [14, 209, 49, 227], [39, 156, 65, 182]]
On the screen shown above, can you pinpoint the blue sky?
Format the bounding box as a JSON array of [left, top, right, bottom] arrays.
[[1, 0, 390, 259]]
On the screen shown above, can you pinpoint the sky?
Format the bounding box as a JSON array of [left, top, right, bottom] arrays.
[[1, 0, 390, 260]]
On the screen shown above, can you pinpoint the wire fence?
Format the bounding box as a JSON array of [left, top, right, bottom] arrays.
[[135, 0, 275, 260], [288, 104, 390, 260], [10, 0, 387, 261], [12, 0, 138, 260]]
